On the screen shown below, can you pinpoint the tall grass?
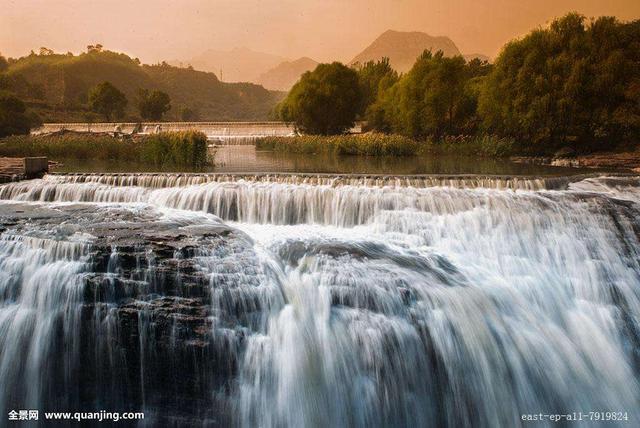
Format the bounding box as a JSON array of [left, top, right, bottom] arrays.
[[0, 131, 211, 168], [423, 135, 518, 157], [256, 134, 518, 157], [256, 134, 419, 156]]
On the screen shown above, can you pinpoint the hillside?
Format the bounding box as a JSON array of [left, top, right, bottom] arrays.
[[257, 57, 319, 91], [179, 47, 286, 83], [2, 50, 283, 121], [350, 30, 461, 73], [463, 53, 491, 63]]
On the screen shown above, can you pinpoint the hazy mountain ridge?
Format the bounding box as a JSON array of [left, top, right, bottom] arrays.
[[179, 47, 286, 83], [3, 50, 282, 121], [350, 30, 461, 72], [257, 57, 319, 91]]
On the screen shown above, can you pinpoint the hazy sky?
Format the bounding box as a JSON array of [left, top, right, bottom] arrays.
[[1, 0, 639, 63]]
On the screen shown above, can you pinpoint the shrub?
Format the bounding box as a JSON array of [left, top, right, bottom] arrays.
[[0, 130, 210, 168], [255, 134, 419, 156]]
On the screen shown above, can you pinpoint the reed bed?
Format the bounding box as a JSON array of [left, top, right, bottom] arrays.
[[0, 131, 210, 168], [256, 134, 419, 156]]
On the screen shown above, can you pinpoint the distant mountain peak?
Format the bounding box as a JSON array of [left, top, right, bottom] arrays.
[[257, 57, 319, 91], [350, 29, 461, 73], [182, 47, 287, 83]]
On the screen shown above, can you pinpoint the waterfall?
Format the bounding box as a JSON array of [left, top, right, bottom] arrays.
[[0, 173, 639, 426]]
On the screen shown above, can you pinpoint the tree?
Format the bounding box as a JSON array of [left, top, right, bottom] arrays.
[[369, 51, 482, 138], [137, 89, 171, 120], [180, 106, 199, 121], [479, 13, 640, 152], [88, 81, 127, 121], [354, 58, 399, 116], [0, 54, 8, 72], [0, 92, 32, 137], [277, 62, 362, 135]]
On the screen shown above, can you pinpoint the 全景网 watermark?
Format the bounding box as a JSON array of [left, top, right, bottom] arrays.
[[8, 410, 144, 422]]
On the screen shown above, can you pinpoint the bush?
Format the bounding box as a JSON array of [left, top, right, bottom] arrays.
[[423, 135, 518, 157], [0, 131, 210, 168], [256, 134, 419, 156], [140, 131, 208, 167]]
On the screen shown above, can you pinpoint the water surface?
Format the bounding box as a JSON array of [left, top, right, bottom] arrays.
[[54, 146, 607, 176]]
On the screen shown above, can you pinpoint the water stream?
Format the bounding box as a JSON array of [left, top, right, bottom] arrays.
[[0, 173, 638, 426]]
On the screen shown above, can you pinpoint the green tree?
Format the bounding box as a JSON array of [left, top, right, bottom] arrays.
[[278, 62, 362, 135], [479, 13, 640, 152], [370, 51, 481, 138], [88, 81, 127, 121], [0, 54, 8, 72], [354, 58, 399, 118], [137, 89, 171, 120], [0, 92, 32, 137]]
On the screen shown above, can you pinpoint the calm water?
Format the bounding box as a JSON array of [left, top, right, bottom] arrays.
[[54, 146, 605, 176]]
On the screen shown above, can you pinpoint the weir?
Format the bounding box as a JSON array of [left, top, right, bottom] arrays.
[[0, 173, 639, 426], [32, 122, 364, 141]]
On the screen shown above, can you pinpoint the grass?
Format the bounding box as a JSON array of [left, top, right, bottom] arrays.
[[256, 133, 519, 157], [256, 134, 419, 156], [423, 135, 518, 157], [0, 131, 211, 168]]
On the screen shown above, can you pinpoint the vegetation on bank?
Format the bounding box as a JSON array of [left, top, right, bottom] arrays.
[[256, 134, 518, 157], [0, 46, 281, 123], [275, 13, 639, 156], [256, 134, 419, 156], [0, 131, 210, 168]]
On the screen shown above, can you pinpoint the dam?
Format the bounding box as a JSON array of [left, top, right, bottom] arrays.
[[33, 122, 363, 142], [0, 172, 638, 426]]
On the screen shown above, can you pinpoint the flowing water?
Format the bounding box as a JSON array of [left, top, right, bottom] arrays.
[[0, 173, 639, 427]]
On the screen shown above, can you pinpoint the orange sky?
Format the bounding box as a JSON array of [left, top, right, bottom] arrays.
[[1, 0, 639, 63]]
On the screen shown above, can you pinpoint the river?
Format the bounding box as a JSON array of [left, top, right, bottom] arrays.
[[0, 168, 639, 426]]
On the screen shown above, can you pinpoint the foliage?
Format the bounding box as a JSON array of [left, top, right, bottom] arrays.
[[137, 89, 171, 120], [2, 49, 280, 121], [423, 135, 518, 157], [0, 54, 8, 72], [479, 13, 640, 152], [277, 63, 362, 135], [353, 58, 399, 119], [0, 92, 33, 137], [139, 131, 209, 167], [88, 81, 127, 121], [0, 131, 210, 168], [368, 51, 491, 138], [180, 106, 199, 121], [255, 134, 418, 156]]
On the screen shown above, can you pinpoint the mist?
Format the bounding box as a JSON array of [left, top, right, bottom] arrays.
[[1, 0, 639, 63]]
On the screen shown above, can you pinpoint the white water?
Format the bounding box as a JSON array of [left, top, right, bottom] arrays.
[[0, 174, 639, 427]]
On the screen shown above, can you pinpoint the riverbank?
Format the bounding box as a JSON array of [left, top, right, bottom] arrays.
[[512, 146, 640, 173], [0, 131, 211, 169]]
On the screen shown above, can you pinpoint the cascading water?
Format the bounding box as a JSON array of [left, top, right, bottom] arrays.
[[0, 173, 639, 427]]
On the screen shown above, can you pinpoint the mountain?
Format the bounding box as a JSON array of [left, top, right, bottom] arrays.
[[350, 30, 461, 73], [3, 50, 283, 122], [463, 53, 491, 63], [180, 47, 286, 83], [257, 57, 319, 91]]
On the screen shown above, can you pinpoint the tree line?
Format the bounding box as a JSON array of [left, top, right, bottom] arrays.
[[277, 13, 640, 154], [86, 82, 173, 122]]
